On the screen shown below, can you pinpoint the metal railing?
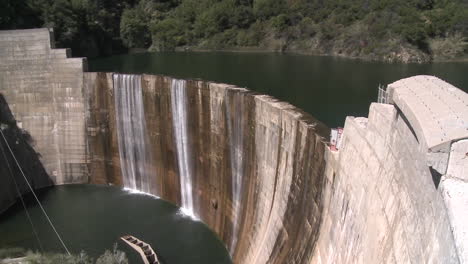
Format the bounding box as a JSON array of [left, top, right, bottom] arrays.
[[377, 84, 389, 104]]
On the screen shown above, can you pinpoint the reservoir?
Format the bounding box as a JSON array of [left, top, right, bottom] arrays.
[[90, 52, 468, 127], [0, 185, 232, 264]]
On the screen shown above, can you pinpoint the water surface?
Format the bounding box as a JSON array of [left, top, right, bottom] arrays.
[[90, 52, 468, 127], [0, 185, 231, 264]]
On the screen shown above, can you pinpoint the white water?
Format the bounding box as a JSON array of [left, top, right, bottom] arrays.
[[170, 79, 195, 218], [113, 74, 152, 194], [123, 187, 160, 199], [226, 91, 245, 255]]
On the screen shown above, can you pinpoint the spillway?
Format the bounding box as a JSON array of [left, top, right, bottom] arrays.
[[170, 79, 195, 216], [113, 74, 153, 193], [1, 28, 467, 264], [225, 89, 245, 255]]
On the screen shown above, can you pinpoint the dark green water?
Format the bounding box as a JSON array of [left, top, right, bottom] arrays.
[[89, 52, 468, 127], [0, 185, 231, 264]]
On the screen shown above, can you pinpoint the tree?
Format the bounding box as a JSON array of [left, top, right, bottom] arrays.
[[151, 17, 186, 50], [253, 0, 286, 20], [120, 8, 150, 48]]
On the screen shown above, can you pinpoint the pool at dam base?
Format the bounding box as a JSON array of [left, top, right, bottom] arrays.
[[0, 185, 232, 264], [89, 51, 468, 127]]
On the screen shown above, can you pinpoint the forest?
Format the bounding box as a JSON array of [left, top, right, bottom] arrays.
[[1, 0, 467, 62]]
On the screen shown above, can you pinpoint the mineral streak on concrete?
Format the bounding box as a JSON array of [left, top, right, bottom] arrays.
[[225, 87, 246, 255], [1, 28, 468, 264], [0, 28, 87, 184], [85, 73, 329, 263]]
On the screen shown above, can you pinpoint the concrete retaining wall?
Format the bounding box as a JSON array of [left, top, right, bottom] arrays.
[[0, 94, 52, 214], [0, 28, 87, 185], [314, 103, 459, 263]]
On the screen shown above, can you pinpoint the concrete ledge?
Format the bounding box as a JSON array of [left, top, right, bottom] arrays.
[[388, 75, 468, 151], [440, 177, 468, 264]]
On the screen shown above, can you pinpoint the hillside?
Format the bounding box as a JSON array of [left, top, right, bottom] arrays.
[[2, 0, 467, 62]]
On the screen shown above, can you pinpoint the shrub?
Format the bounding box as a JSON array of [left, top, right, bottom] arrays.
[[0, 247, 26, 259], [120, 8, 150, 48], [1, 244, 128, 264]]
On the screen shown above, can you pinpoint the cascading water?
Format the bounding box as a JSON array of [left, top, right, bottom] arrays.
[[170, 79, 195, 217], [226, 91, 245, 255], [113, 74, 152, 194]]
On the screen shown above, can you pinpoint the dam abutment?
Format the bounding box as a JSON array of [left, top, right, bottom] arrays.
[[1, 28, 467, 263]]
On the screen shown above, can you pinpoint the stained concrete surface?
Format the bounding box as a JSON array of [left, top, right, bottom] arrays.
[[84, 73, 329, 263], [0, 28, 87, 185], [0, 94, 52, 214]]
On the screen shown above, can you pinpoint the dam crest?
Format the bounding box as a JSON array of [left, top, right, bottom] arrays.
[[0, 28, 467, 263]]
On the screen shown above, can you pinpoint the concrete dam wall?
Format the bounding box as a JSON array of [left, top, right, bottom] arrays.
[[84, 72, 329, 263], [0, 28, 88, 185], [1, 29, 467, 263], [0, 94, 52, 214]]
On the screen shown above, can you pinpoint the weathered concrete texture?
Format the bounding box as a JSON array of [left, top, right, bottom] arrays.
[[440, 176, 468, 264], [84, 73, 467, 264], [440, 139, 468, 264], [388, 75, 468, 151], [0, 28, 87, 184], [447, 140, 468, 181], [388, 75, 468, 263], [83, 72, 120, 186], [0, 94, 52, 214], [313, 103, 459, 263], [85, 73, 329, 264]]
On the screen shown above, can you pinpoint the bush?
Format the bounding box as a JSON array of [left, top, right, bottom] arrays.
[[0, 247, 26, 259], [96, 244, 128, 264], [1, 244, 128, 264], [271, 14, 290, 33], [253, 0, 286, 20], [298, 17, 318, 38], [25, 251, 93, 264], [151, 17, 187, 50], [120, 8, 150, 48]]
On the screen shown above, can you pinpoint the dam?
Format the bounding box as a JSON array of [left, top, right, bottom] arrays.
[[0, 28, 467, 263]]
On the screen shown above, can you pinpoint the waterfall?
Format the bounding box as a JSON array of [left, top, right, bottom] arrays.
[[226, 91, 245, 255], [113, 74, 152, 194], [170, 79, 195, 217]]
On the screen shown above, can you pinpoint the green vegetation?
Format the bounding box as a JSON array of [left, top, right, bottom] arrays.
[[1, 0, 467, 62], [0, 247, 27, 259], [0, 244, 128, 264]]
